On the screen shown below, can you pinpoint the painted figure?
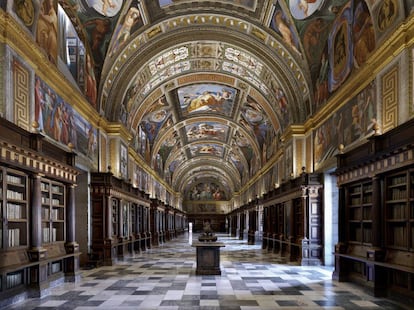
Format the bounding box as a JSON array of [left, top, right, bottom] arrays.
[[298, 0, 317, 17], [353, 2, 375, 67], [273, 10, 299, 53], [36, 0, 58, 63], [378, 0, 396, 31], [85, 54, 97, 107], [110, 6, 141, 57]]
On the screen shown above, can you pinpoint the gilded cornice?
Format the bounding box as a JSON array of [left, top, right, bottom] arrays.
[[106, 122, 132, 142], [0, 11, 101, 130], [172, 157, 240, 190], [0, 12, 44, 69], [281, 124, 306, 141], [129, 148, 177, 196]]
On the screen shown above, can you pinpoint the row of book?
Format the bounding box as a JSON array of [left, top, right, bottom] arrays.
[[41, 183, 63, 194], [388, 225, 407, 247], [6, 203, 25, 220], [52, 186, 63, 194], [388, 188, 408, 200], [6, 175, 23, 185], [41, 197, 63, 206], [6, 189, 24, 201], [350, 226, 372, 243], [42, 208, 61, 221], [51, 262, 61, 274], [6, 272, 23, 289], [387, 204, 406, 219], [41, 183, 49, 191], [389, 176, 407, 186], [42, 227, 58, 243], [8, 228, 21, 247]]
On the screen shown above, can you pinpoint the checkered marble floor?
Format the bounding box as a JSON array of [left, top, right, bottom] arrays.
[[6, 234, 411, 309]]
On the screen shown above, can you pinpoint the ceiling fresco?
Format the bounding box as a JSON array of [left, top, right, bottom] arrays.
[[177, 83, 237, 117], [159, 0, 257, 11], [184, 122, 229, 143], [25, 0, 408, 209]]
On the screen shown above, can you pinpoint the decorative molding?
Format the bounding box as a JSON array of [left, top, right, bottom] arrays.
[[295, 138, 303, 176], [106, 122, 132, 141], [337, 149, 414, 185], [90, 186, 150, 207], [0, 140, 78, 183], [306, 135, 312, 173], [382, 65, 399, 133], [100, 133, 107, 172], [12, 59, 30, 131]]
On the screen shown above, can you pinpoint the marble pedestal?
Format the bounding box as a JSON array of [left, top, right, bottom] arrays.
[[192, 242, 225, 275]]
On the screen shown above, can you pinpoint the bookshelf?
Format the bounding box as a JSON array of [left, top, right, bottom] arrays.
[[347, 181, 372, 245], [1, 168, 28, 249], [131, 203, 137, 238], [122, 201, 130, 238], [41, 180, 65, 244], [411, 172, 414, 250], [112, 198, 119, 238], [293, 197, 304, 240], [334, 118, 414, 298], [261, 173, 323, 265], [385, 172, 409, 249], [0, 118, 79, 308], [89, 172, 152, 266]]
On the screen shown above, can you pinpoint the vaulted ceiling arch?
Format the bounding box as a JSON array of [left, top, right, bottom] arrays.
[[51, 0, 400, 207], [88, 2, 316, 204], [101, 16, 311, 126], [172, 157, 241, 193], [151, 114, 261, 170]]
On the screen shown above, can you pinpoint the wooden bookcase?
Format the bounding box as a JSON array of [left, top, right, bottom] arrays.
[[41, 179, 66, 244], [333, 118, 414, 298], [89, 173, 186, 267], [261, 173, 323, 265], [89, 172, 152, 266], [384, 171, 412, 249], [1, 168, 29, 250], [0, 118, 79, 308], [346, 181, 373, 245]]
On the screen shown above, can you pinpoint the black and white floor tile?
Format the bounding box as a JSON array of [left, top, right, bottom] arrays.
[[5, 234, 411, 309]]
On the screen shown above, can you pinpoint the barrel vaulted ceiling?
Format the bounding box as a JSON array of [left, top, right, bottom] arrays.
[[57, 0, 398, 201]]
